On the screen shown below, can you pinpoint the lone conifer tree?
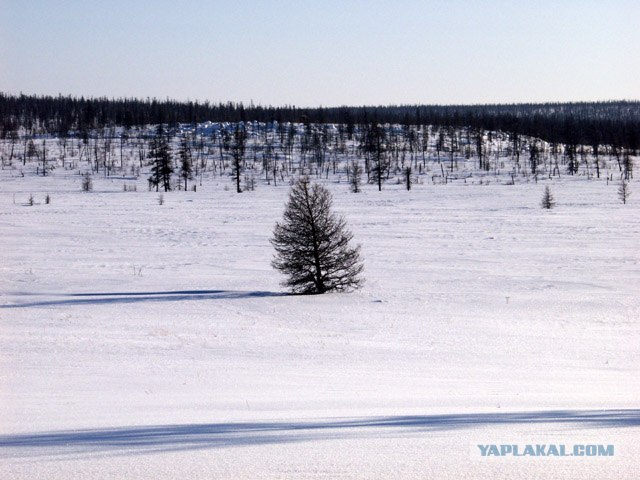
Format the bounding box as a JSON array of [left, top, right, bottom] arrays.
[[618, 180, 630, 204], [271, 178, 364, 294], [541, 185, 555, 209]]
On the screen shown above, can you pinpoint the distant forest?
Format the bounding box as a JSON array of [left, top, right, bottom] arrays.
[[1, 93, 639, 151]]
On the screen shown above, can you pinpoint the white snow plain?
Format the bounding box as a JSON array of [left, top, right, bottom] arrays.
[[1, 169, 639, 479]]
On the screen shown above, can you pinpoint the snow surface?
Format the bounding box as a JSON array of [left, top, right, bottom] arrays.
[[1, 170, 639, 478]]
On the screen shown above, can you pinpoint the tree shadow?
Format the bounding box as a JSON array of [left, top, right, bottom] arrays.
[[1, 290, 287, 309], [1, 409, 638, 458]]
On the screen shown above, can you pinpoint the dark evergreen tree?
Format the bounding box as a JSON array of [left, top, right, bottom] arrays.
[[271, 178, 363, 294], [623, 149, 633, 180], [529, 142, 540, 175], [41, 140, 47, 176], [566, 143, 578, 175], [349, 160, 363, 193], [475, 130, 485, 170], [365, 123, 388, 191], [148, 125, 173, 192], [541, 185, 555, 209], [178, 135, 193, 191], [231, 124, 246, 193]]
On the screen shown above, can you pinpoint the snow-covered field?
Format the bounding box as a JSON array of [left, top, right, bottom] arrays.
[[1, 170, 639, 478]]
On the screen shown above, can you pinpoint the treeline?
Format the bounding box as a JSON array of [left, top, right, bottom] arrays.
[[1, 92, 639, 151]]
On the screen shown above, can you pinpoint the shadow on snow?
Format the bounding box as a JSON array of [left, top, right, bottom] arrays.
[[1, 289, 287, 308], [1, 410, 638, 457]]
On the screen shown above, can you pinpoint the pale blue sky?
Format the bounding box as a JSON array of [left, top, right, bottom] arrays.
[[1, 0, 638, 106]]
